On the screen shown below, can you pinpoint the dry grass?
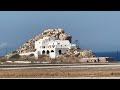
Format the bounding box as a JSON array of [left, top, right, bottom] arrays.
[[0, 67, 120, 78]]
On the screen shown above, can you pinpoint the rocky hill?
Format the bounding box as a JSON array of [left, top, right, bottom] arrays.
[[16, 28, 72, 54], [5, 28, 95, 61]]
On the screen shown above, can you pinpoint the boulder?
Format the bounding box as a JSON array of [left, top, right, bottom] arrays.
[[74, 51, 80, 57]]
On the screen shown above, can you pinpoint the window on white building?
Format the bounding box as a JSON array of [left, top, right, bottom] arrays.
[[52, 45, 55, 48], [58, 50, 62, 55]]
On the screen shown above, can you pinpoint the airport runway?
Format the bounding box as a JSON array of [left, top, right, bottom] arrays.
[[0, 63, 120, 78], [0, 63, 120, 69]]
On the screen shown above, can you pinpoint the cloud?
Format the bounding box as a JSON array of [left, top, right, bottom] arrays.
[[0, 42, 8, 48]]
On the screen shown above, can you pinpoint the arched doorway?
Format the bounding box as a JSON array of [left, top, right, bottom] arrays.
[[51, 50, 54, 52], [42, 50, 45, 55], [58, 50, 62, 55], [46, 50, 50, 54]]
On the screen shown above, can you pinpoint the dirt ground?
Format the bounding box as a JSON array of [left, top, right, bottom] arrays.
[[0, 67, 120, 78]]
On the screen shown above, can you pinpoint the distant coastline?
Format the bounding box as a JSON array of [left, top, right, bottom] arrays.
[[95, 51, 120, 61]]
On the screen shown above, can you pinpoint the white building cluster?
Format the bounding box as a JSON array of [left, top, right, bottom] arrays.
[[20, 36, 76, 58]]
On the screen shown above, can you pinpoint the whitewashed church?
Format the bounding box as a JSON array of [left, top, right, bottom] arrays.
[[20, 36, 76, 58]]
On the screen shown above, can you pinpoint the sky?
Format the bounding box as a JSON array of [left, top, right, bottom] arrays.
[[0, 11, 120, 55]]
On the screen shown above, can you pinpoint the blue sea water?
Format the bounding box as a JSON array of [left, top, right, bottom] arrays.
[[95, 51, 120, 61]]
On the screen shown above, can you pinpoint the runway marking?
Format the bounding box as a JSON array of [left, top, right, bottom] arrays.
[[1, 64, 120, 69]]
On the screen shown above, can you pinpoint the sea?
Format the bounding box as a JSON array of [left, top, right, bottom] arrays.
[[95, 51, 120, 61]]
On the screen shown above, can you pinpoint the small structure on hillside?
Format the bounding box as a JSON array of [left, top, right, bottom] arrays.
[[80, 57, 114, 63]]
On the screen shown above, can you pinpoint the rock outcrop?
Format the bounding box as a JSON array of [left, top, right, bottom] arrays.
[[5, 28, 95, 62], [15, 28, 72, 54], [65, 49, 95, 58]]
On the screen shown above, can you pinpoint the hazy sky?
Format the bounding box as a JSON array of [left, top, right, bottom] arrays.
[[0, 11, 120, 55]]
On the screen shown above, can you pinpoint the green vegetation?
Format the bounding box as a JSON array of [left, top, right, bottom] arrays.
[[10, 54, 21, 59], [0, 58, 6, 62], [12, 51, 18, 54], [74, 40, 80, 49]]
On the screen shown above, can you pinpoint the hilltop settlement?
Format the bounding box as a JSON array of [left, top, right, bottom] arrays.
[[4, 29, 113, 63]]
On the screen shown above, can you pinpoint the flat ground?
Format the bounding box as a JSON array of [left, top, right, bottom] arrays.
[[1, 64, 120, 78]]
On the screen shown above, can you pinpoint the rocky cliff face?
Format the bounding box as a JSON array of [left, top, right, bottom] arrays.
[[15, 28, 72, 54]]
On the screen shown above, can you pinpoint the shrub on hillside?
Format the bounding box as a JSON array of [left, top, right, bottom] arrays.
[[12, 51, 18, 54], [10, 54, 21, 59], [0, 58, 6, 62], [38, 55, 47, 59]]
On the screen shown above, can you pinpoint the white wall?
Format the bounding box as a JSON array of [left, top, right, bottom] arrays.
[[34, 37, 77, 58], [35, 48, 69, 59], [19, 52, 35, 56], [50, 51, 56, 58], [55, 48, 69, 56]]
